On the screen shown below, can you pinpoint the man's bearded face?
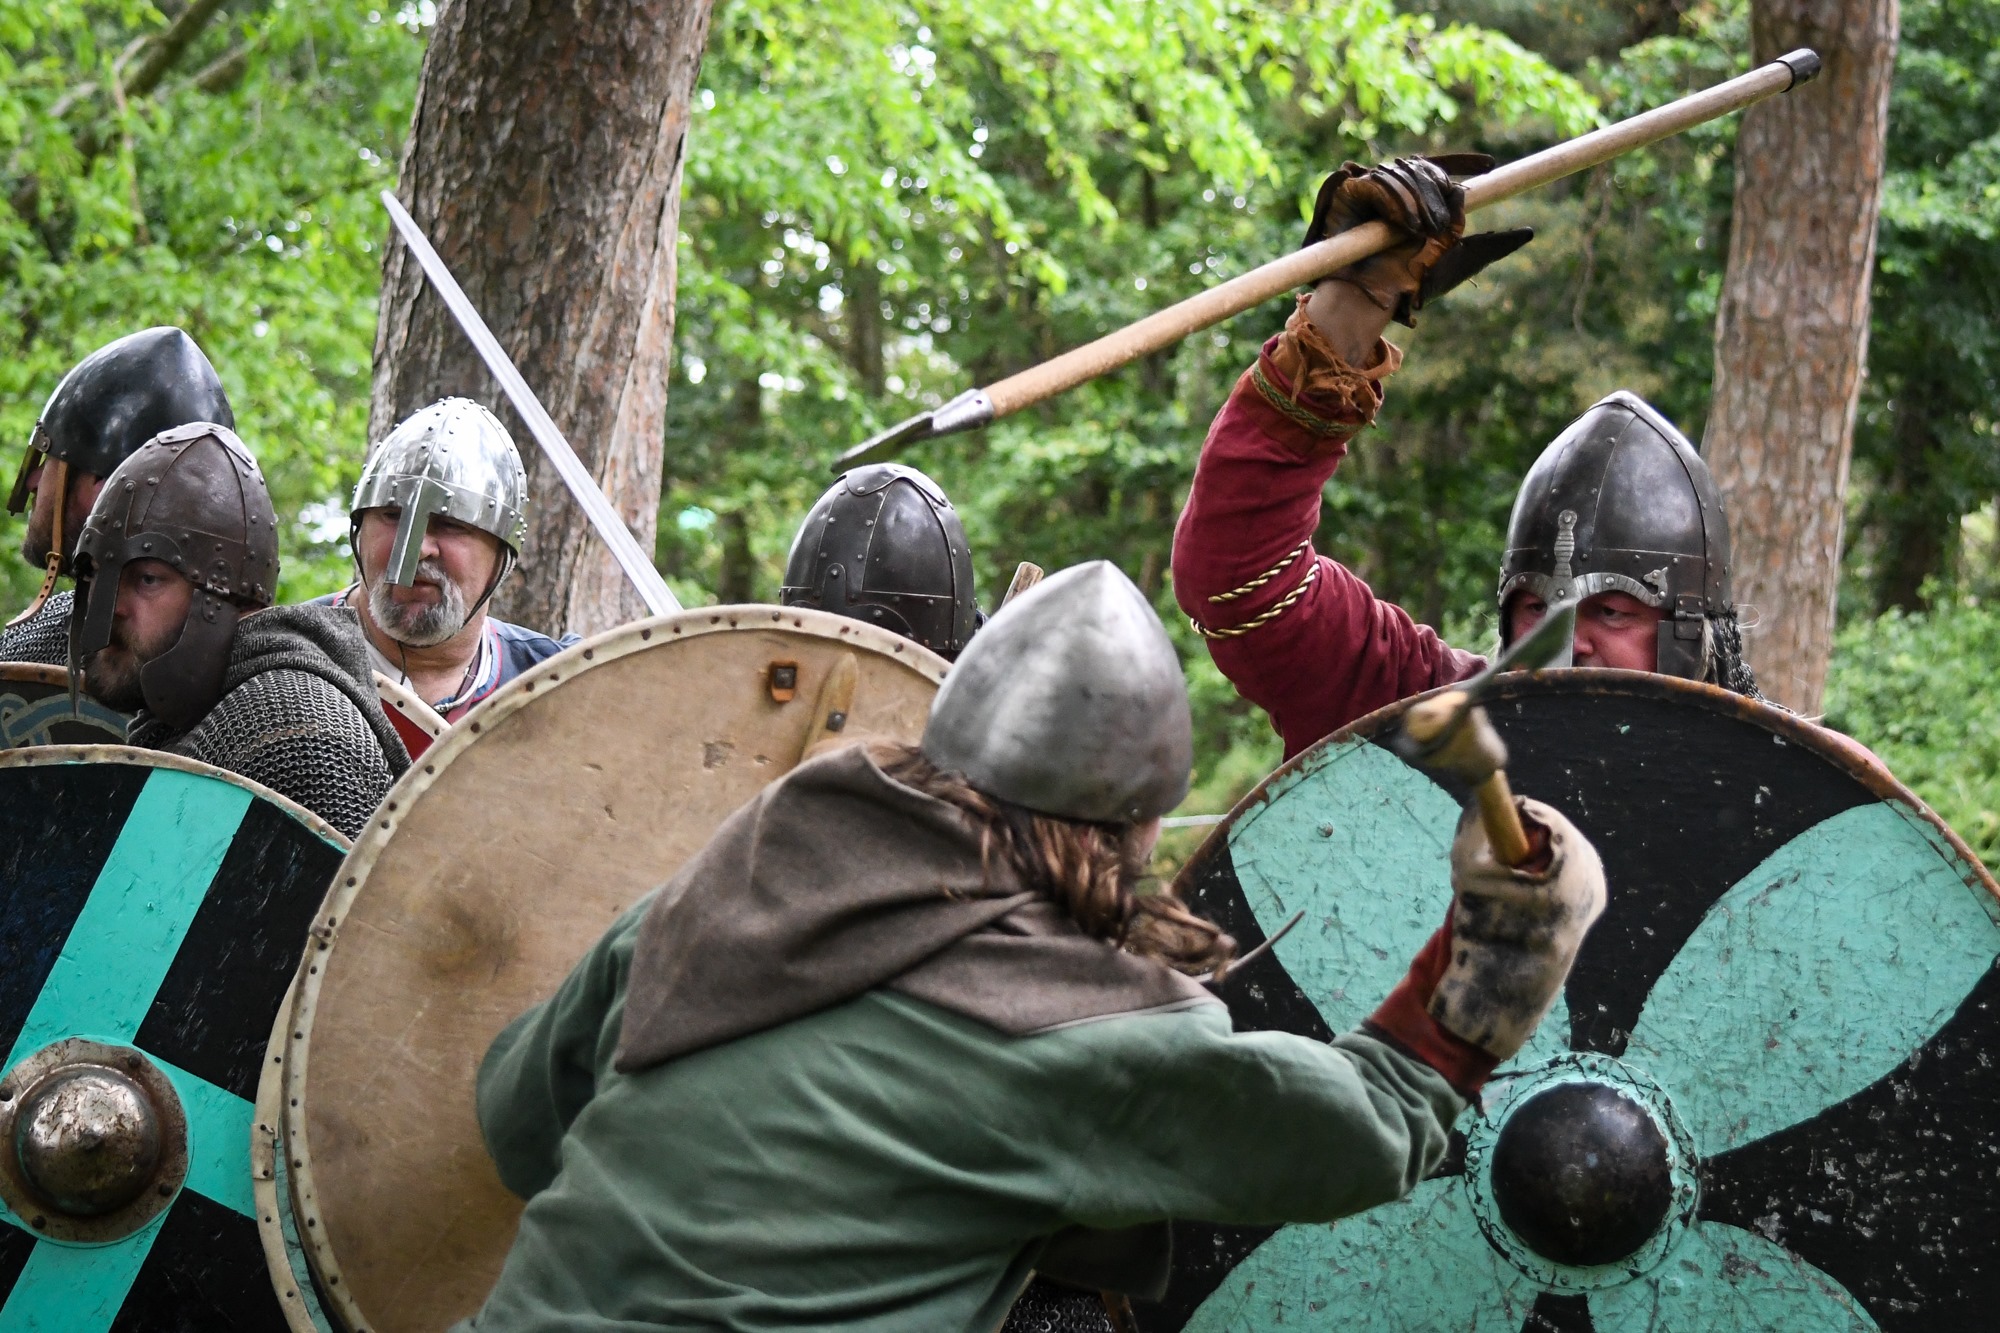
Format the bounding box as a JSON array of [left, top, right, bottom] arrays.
[[82, 559, 194, 711], [368, 555, 473, 648]]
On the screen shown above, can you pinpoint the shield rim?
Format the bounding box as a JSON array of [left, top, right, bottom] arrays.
[[1173, 667, 1999, 907], [371, 671, 447, 741], [278, 604, 949, 1332]]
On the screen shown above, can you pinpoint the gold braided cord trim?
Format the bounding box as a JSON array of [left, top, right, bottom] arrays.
[[1190, 562, 1319, 640], [1251, 364, 1356, 438], [1207, 538, 1311, 605]]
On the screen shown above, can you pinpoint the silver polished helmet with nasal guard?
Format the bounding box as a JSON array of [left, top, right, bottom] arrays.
[[352, 398, 529, 587], [921, 560, 1192, 824]]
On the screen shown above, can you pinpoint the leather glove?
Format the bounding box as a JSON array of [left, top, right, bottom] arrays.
[[1427, 798, 1606, 1063], [1303, 154, 1534, 326]]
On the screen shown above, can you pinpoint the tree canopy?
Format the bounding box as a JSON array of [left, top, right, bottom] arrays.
[[3, 0, 1995, 859]]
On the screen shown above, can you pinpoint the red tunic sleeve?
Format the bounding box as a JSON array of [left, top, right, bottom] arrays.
[[1172, 307, 1486, 760]]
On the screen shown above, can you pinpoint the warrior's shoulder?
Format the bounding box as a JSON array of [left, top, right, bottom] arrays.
[[488, 616, 580, 673], [0, 589, 74, 666]]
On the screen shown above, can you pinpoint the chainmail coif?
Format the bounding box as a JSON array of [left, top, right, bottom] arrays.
[[128, 603, 410, 839], [0, 589, 74, 666], [1003, 1279, 1117, 1333]]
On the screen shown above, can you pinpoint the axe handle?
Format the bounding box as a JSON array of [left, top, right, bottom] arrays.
[[1474, 770, 1536, 869], [1001, 562, 1045, 606], [984, 51, 1817, 421]]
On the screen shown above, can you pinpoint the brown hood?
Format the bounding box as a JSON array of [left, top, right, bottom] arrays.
[[616, 744, 1217, 1073]]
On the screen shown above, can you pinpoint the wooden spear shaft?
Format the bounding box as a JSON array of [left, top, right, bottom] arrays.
[[836, 48, 1819, 470]]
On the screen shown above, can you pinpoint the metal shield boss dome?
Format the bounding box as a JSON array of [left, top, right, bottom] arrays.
[[1496, 391, 1731, 679], [921, 560, 1191, 824], [10, 326, 233, 513], [352, 398, 529, 587], [781, 463, 979, 659], [70, 423, 280, 730]]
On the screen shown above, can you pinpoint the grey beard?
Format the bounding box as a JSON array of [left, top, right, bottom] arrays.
[[368, 558, 471, 648]]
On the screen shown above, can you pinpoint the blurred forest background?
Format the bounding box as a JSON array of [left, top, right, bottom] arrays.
[[3, 0, 1996, 861]]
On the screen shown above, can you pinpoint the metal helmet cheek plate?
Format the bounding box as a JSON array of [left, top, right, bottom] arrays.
[[922, 560, 1191, 824], [781, 463, 979, 659], [8, 326, 234, 516], [70, 423, 280, 731], [352, 398, 528, 587], [1497, 391, 1731, 680]]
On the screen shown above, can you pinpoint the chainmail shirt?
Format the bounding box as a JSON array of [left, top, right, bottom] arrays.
[[1003, 1279, 1117, 1333], [0, 589, 73, 666], [128, 603, 410, 839]]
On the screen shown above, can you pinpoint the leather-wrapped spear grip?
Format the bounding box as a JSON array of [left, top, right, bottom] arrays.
[[836, 48, 1821, 470]]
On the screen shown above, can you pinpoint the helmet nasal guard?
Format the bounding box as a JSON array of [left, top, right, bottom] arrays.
[[352, 398, 528, 588], [1497, 391, 1731, 681]]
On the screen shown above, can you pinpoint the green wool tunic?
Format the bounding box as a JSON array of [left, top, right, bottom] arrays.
[[459, 899, 1467, 1333]]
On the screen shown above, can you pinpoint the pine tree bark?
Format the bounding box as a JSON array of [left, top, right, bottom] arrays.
[[1704, 0, 1898, 711], [371, 0, 713, 637]]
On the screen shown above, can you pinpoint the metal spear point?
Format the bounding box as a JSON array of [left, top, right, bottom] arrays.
[[834, 49, 1821, 472], [379, 191, 681, 618], [1390, 603, 1577, 867]]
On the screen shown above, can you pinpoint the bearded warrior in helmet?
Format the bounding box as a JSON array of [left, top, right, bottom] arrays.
[[2, 327, 234, 664], [316, 398, 577, 721], [69, 423, 410, 837], [454, 561, 1605, 1331], [1172, 156, 1760, 759]]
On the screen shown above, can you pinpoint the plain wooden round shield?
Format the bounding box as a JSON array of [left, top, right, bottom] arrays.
[[0, 663, 129, 746], [1137, 670, 2000, 1333], [280, 606, 948, 1333]]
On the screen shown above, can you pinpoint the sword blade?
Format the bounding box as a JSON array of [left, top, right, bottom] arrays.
[[380, 191, 680, 617]]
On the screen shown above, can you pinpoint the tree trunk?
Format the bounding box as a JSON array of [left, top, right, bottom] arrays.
[[1703, 0, 1898, 711], [372, 0, 714, 637]]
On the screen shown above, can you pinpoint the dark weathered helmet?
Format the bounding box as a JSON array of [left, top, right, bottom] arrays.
[[9, 327, 234, 511], [71, 424, 279, 730], [781, 463, 978, 659], [1497, 391, 1731, 681], [923, 560, 1191, 823]]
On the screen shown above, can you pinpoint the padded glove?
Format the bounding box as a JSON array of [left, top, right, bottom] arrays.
[[1303, 154, 1534, 325], [1428, 798, 1605, 1063]]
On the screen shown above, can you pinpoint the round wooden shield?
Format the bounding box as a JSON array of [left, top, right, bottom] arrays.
[[1135, 670, 2000, 1333], [0, 747, 347, 1332], [372, 672, 447, 762], [0, 663, 129, 747], [279, 605, 948, 1333]]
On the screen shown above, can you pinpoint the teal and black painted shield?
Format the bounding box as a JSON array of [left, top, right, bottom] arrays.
[[0, 666, 128, 749], [1137, 670, 2000, 1333], [0, 748, 346, 1331]]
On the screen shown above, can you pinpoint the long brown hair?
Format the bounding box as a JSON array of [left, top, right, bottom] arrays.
[[873, 741, 1236, 977]]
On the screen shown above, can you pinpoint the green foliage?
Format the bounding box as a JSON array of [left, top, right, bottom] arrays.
[[1845, 0, 2000, 614], [1823, 593, 2000, 867], [0, 0, 421, 602], [664, 0, 1593, 808]]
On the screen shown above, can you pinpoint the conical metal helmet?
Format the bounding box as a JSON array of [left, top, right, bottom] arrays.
[[8, 326, 233, 514], [781, 463, 979, 659], [921, 560, 1191, 824], [352, 398, 528, 587], [1497, 390, 1731, 679]]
